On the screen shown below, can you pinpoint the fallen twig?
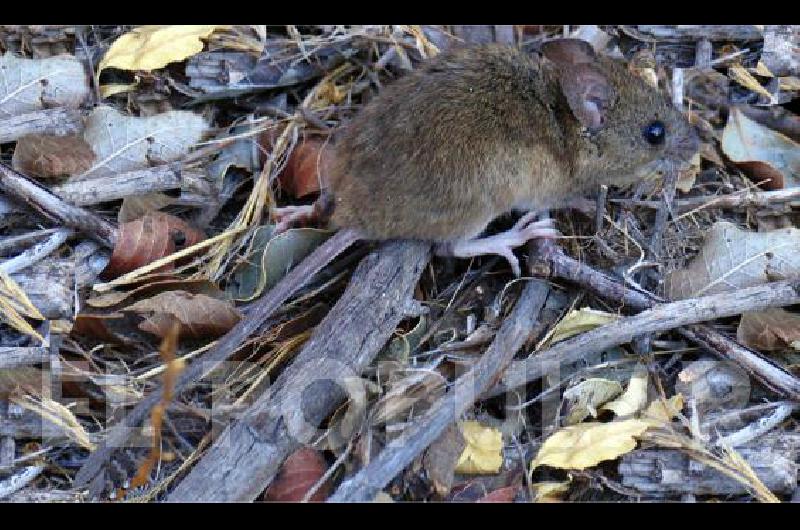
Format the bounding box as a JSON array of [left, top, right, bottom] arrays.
[[165, 239, 431, 502], [329, 277, 550, 502]]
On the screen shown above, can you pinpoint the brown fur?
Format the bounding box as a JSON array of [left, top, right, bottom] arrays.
[[329, 43, 698, 243]]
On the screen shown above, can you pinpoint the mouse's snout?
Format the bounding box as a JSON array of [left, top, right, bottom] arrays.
[[667, 124, 701, 168]]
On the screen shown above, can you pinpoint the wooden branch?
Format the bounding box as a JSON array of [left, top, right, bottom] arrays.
[[50, 166, 190, 206], [493, 279, 800, 399], [613, 188, 800, 214], [329, 278, 550, 502], [0, 108, 83, 144], [629, 25, 763, 42], [165, 239, 431, 502], [0, 227, 73, 274], [523, 245, 800, 400], [73, 229, 365, 492], [0, 347, 49, 370], [0, 163, 117, 248]]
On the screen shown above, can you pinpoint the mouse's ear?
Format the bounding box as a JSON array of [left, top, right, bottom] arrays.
[[541, 39, 614, 130], [540, 38, 597, 65], [556, 64, 614, 130]]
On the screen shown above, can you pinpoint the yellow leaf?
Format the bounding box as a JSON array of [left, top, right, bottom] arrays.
[[754, 61, 774, 77], [728, 64, 775, 102], [540, 307, 619, 348], [643, 393, 684, 423], [98, 25, 224, 80], [455, 421, 503, 475], [778, 76, 800, 91], [0, 271, 44, 342], [99, 81, 140, 99], [532, 480, 571, 502], [531, 419, 650, 470], [601, 363, 649, 417], [562, 378, 623, 425]]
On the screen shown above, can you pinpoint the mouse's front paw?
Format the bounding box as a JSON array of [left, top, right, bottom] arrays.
[[441, 214, 561, 277]]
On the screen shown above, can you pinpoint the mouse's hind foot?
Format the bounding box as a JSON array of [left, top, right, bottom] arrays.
[[436, 214, 559, 276]]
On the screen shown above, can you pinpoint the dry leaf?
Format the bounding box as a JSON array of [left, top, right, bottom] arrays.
[[0, 53, 89, 117], [102, 211, 206, 279], [117, 193, 175, 224], [562, 378, 623, 425], [0, 270, 44, 342], [455, 421, 503, 475], [531, 419, 651, 470], [532, 480, 571, 502], [264, 447, 331, 502], [540, 307, 619, 348], [642, 394, 685, 423], [124, 291, 240, 339], [737, 308, 800, 351], [12, 134, 95, 178], [278, 137, 333, 198], [721, 106, 800, 189], [727, 64, 775, 103], [98, 25, 223, 97], [665, 222, 800, 300], [424, 423, 466, 496], [601, 363, 649, 418], [79, 106, 208, 181], [476, 485, 521, 503], [86, 278, 224, 309], [11, 395, 95, 451], [227, 225, 331, 302], [70, 313, 129, 344]]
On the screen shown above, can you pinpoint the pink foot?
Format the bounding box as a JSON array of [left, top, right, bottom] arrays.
[[436, 213, 559, 276], [272, 204, 318, 234]]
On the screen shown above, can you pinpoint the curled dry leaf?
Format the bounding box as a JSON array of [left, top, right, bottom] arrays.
[[102, 211, 206, 279], [0, 54, 90, 117], [79, 106, 209, 181], [540, 307, 619, 348], [642, 393, 684, 424], [601, 363, 649, 418], [227, 225, 331, 301], [455, 421, 503, 475], [531, 419, 651, 471], [277, 137, 333, 199], [721, 106, 800, 189], [12, 134, 95, 179], [124, 290, 240, 339], [737, 308, 800, 351], [86, 278, 224, 309], [665, 221, 800, 300], [562, 378, 623, 425], [263, 447, 331, 502]]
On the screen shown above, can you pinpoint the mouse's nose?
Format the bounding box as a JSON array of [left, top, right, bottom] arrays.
[[670, 125, 700, 165]]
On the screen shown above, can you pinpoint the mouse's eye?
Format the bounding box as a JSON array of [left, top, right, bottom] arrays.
[[643, 120, 666, 145]]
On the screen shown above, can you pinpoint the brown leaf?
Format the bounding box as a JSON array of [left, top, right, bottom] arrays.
[[424, 423, 466, 496], [476, 485, 521, 503], [737, 308, 800, 351], [71, 313, 130, 344], [102, 212, 206, 279], [263, 448, 331, 502], [277, 138, 332, 198], [124, 291, 240, 339], [86, 278, 225, 309], [12, 134, 95, 179]]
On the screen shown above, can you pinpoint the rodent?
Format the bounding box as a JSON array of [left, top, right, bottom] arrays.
[[272, 38, 699, 285]]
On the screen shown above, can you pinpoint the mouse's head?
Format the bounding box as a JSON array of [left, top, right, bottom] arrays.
[[541, 39, 699, 188]]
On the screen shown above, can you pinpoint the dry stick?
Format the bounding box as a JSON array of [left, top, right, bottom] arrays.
[[73, 229, 363, 491], [0, 107, 84, 144], [329, 278, 550, 502], [166, 239, 431, 502], [613, 188, 800, 215], [0, 163, 117, 248], [0, 227, 73, 275], [493, 279, 800, 400], [521, 245, 800, 400]]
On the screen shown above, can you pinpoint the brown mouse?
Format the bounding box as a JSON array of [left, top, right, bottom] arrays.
[[271, 38, 699, 296]]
